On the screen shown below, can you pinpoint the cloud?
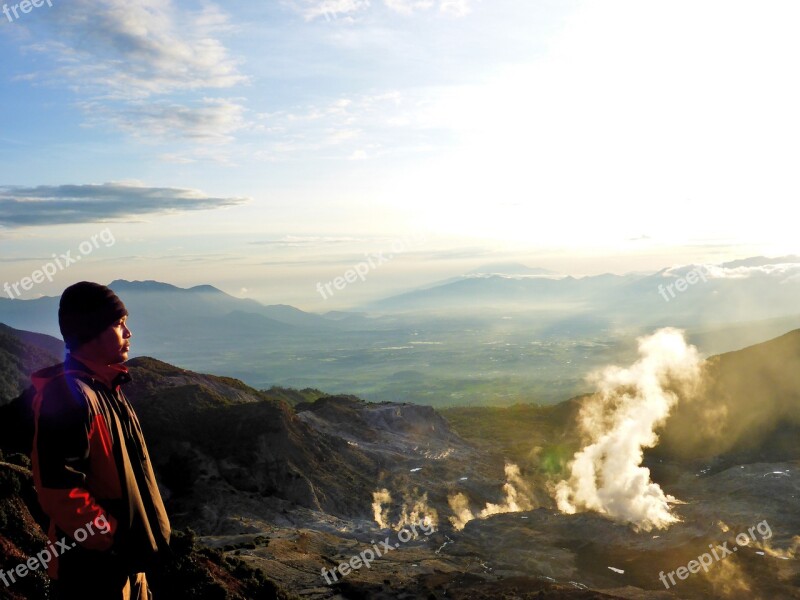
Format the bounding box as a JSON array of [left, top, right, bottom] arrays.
[[249, 243, 495, 267], [437, 0, 471, 16], [36, 1, 245, 98], [294, 0, 473, 20], [253, 91, 444, 160], [157, 146, 240, 166], [383, 0, 434, 14], [663, 260, 800, 282], [0, 183, 249, 228], [250, 236, 364, 247], [0, 256, 56, 263], [21, 1, 247, 146], [296, 0, 371, 21], [81, 98, 247, 143]]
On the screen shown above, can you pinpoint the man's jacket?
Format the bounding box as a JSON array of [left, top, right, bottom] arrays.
[[30, 354, 171, 579]]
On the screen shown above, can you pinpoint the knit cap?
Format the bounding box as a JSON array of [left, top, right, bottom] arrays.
[[58, 282, 128, 351]]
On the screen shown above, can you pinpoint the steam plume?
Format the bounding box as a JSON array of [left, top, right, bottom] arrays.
[[448, 492, 475, 531], [372, 488, 439, 530], [756, 535, 800, 560], [372, 488, 392, 529], [448, 462, 536, 530], [478, 463, 535, 518], [553, 328, 703, 531]]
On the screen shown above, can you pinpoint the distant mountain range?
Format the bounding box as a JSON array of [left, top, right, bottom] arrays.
[[0, 279, 338, 340], [2, 255, 800, 405], [363, 256, 800, 326], [466, 262, 560, 277]]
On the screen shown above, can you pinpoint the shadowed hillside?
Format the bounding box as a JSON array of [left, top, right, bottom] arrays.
[[123, 356, 381, 520], [0, 324, 61, 404], [658, 328, 800, 463], [2, 324, 799, 599]]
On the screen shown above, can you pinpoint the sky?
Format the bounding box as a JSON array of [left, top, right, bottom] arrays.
[[1, 0, 799, 310]]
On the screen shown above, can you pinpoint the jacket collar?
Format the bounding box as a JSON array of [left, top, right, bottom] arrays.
[[64, 354, 132, 390]]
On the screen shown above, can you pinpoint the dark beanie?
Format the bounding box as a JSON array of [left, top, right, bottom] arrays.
[[59, 282, 128, 351]]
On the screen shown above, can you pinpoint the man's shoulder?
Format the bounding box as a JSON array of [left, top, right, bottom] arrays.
[[37, 364, 97, 419]]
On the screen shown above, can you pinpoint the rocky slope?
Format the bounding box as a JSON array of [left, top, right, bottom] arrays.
[[2, 324, 800, 598]]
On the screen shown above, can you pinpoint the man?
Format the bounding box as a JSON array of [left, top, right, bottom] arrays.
[[30, 282, 171, 599]]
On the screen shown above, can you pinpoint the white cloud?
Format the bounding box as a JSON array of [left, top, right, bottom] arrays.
[[252, 92, 431, 160], [296, 0, 473, 19], [0, 182, 249, 227], [37, 0, 245, 98], [83, 98, 247, 143], [21, 1, 247, 149], [296, 0, 371, 21], [382, 0, 472, 16], [438, 0, 471, 16], [665, 261, 800, 282], [383, 0, 434, 15]]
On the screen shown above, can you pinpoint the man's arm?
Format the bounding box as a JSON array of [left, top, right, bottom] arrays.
[[32, 378, 118, 551]]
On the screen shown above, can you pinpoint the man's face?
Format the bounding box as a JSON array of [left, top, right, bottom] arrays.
[[80, 315, 132, 364]]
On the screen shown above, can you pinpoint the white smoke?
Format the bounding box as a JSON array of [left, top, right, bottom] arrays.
[[448, 463, 536, 530], [372, 488, 439, 530], [372, 488, 392, 529], [478, 463, 535, 518], [553, 328, 703, 531], [448, 492, 475, 531]]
